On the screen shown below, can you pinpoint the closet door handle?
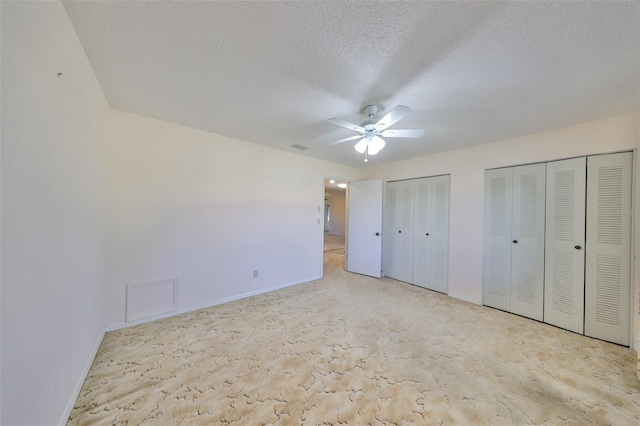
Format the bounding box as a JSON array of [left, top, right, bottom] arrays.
[[398, 230, 402, 233], [375, 232, 380, 236], [425, 233, 429, 236], [512, 240, 518, 244], [575, 245, 582, 250]]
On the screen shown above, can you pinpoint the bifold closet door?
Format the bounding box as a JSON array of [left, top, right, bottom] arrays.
[[585, 152, 632, 346], [385, 180, 414, 283], [482, 168, 513, 311], [544, 157, 586, 334], [509, 164, 546, 321], [413, 175, 450, 293], [412, 178, 431, 289], [428, 175, 450, 293]]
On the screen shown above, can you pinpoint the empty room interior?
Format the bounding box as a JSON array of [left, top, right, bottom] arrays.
[[2, 1, 640, 425]]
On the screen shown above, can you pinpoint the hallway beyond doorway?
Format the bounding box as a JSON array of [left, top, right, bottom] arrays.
[[323, 234, 345, 252]]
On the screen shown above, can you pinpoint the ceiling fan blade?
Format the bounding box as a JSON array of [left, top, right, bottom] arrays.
[[375, 105, 411, 130], [329, 135, 363, 145], [328, 118, 365, 133], [380, 129, 425, 138]]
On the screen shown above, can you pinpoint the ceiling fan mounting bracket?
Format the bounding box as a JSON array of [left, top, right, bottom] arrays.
[[364, 104, 378, 118]]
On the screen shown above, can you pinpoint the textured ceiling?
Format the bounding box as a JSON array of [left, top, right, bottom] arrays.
[[62, 1, 640, 168]]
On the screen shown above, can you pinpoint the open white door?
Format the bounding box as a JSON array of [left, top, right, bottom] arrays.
[[347, 179, 383, 278]]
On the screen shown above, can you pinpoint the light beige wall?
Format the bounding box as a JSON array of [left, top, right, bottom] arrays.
[[327, 192, 346, 235], [105, 110, 361, 327], [1, 2, 109, 424], [363, 111, 640, 351]]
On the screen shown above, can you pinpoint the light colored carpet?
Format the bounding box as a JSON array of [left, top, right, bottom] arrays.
[[323, 233, 345, 252], [68, 251, 640, 425]]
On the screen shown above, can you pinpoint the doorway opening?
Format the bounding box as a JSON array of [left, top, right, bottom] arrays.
[[323, 178, 348, 272]]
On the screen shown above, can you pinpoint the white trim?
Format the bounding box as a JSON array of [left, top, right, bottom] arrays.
[[107, 275, 321, 332], [58, 329, 106, 426]]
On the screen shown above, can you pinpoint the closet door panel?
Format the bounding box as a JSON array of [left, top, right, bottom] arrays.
[[585, 153, 632, 346], [385, 182, 401, 279], [385, 181, 414, 283], [427, 175, 450, 294], [510, 164, 546, 321], [412, 178, 431, 289], [483, 168, 513, 311], [544, 157, 586, 334]]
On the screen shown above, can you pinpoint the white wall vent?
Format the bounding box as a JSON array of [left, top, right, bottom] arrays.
[[126, 278, 179, 322]]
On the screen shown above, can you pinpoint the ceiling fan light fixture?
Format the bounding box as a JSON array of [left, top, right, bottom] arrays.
[[354, 138, 368, 154], [368, 136, 385, 155], [367, 145, 380, 155]]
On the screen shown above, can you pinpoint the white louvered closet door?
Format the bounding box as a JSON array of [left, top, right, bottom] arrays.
[[585, 153, 632, 346], [544, 157, 586, 334], [412, 175, 450, 293], [483, 168, 513, 312], [510, 164, 546, 321], [385, 180, 414, 283], [427, 175, 450, 293], [412, 178, 432, 289]]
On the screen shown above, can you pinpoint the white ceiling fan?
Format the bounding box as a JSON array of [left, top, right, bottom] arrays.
[[328, 105, 425, 162]]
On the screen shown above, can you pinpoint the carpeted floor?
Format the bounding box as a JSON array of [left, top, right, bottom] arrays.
[[68, 251, 639, 425], [323, 233, 345, 252]]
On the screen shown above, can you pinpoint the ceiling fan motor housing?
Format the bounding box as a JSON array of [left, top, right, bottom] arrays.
[[363, 129, 377, 139]]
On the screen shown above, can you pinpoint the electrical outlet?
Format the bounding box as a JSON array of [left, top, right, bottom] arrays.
[[253, 270, 259, 278]]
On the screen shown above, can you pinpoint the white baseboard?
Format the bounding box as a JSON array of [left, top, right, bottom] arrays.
[[105, 275, 321, 332], [58, 328, 106, 426]]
